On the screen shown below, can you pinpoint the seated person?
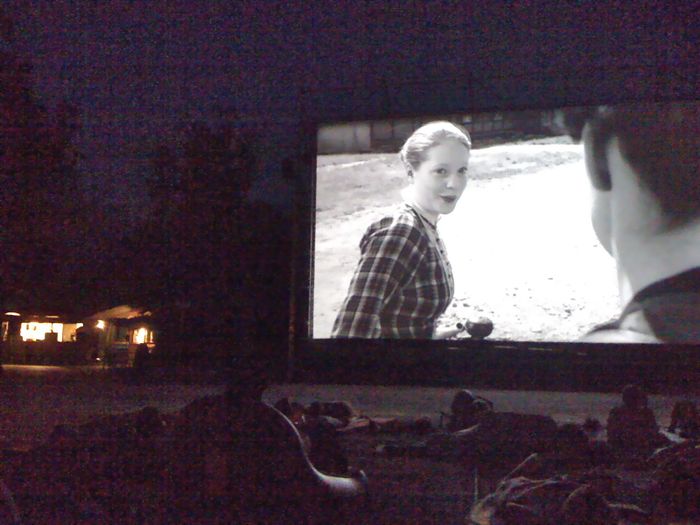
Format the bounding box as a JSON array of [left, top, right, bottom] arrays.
[[668, 400, 700, 439], [606, 384, 667, 462], [165, 353, 367, 524], [446, 389, 493, 432]]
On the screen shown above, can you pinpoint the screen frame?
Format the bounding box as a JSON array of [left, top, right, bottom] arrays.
[[289, 71, 700, 394]]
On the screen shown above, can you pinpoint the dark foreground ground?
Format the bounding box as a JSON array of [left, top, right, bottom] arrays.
[[0, 365, 696, 523], [0, 365, 226, 450]]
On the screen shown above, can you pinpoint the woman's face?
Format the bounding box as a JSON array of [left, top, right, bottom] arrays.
[[410, 139, 470, 219]]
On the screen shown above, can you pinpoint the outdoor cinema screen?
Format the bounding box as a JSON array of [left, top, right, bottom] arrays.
[[311, 106, 620, 342]]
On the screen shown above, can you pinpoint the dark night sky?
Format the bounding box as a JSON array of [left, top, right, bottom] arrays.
[[5, 1, 695, 218], [6, 1, 297, 213]]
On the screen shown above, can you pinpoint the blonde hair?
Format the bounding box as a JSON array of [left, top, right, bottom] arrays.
[[399, 121, 472, 172]]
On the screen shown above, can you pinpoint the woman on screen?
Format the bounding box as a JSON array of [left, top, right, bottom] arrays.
[[331, 121, 470, 339]]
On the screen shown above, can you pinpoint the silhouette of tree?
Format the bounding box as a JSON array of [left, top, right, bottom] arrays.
[[0, 8, 85, 313], [131, 120, 290, 363]]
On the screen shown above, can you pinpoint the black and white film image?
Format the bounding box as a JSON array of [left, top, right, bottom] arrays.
[[312, 110, 619, 340]]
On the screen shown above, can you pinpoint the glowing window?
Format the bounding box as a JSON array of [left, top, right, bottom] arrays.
[[134, 327, 149, 344], [20, 322, 63, 342]]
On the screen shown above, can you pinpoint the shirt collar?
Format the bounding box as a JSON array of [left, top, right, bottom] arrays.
[[631, 266, 700, 304]]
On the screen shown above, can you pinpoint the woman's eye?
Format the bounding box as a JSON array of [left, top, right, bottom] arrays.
[[459, 167, 468, 175], [435, 168, 447, 175]]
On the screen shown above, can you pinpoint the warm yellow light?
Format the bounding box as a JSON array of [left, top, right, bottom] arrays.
[[76, 323, 83, 329], [5, 312, 20, 317], [96, 320, 105, 330], [134, 327, 148, 344], [20, 322, 63, 342]]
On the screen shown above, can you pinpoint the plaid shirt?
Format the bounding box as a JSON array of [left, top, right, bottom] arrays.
[[331, 204, 454, 338]]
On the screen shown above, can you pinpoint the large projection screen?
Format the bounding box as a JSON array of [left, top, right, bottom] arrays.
[[311, 108, 622, 341]]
